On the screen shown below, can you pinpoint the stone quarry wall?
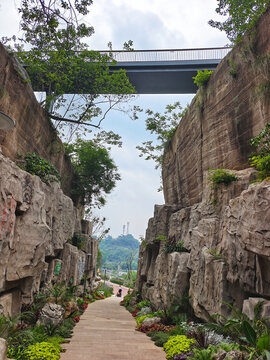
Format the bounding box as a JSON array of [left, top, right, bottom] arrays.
[[136, 5, 270, 321], [0, 43, 74, 197], [0, 151, 98, 317]]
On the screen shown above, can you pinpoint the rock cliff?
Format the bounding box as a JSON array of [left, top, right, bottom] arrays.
[[136, 5, 270, 321], [0, 43, 74, 197], [0, 151, 98, 316]]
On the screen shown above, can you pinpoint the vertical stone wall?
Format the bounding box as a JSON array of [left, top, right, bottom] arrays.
[[0, 152, 97, 316], [136, 5, 270, 321], [0, 43, 74, 197]]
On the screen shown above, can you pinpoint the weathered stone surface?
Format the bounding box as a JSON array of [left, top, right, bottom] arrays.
[[141, 317, 161, 326], [162, 5, 270, 207], [136, 168, 270, 320], [64, 301, 78, 318], [0, 43, 74, 197], [0, 290, 21, 317], [213, 349, 247, 360], [136, 5, 270, 322], [0, 152, 97, 315], [242, 297, 270, 326], [0, 338, 7, 360], [38, 303, 65, 326]]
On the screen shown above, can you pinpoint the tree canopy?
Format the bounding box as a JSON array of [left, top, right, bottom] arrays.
[[4, 0, 135, 142], [209, 0, 270, 43], [65, 138, 121, 207]]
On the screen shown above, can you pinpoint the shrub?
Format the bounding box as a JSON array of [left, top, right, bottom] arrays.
[[97, 283, 113, 298], [17, 153, 60, 184], [137, 324, 176, 334], [164, 241, 189, 254], [137, 300, 151, 310], [207, 169, 238, 186], [149, 331, 171, 347], [24, 341, 61, 360], [163, 335, 195, 359], [250, 155, 270, 181], [193, 70, 213, 87]]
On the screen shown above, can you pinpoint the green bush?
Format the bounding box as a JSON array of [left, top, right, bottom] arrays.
[[164, 241, 189, 254], [24, 342, 61, 360], [97, 283, 113, 298], [207, 169, 238, 186], [18, 153, 60, 184], [149, 331, 171, 347], [250, 155, 270, 181], [193, 70, 213, 87], [137, 300, 151, 310], [163, 335, 195, 359]]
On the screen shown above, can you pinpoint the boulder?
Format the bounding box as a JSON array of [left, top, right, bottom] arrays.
[[213, 349, 247, 360], [137, 307, 152, 316], [64, 301, 78, 318], [242, 297, 270, 326], [0, 338, 7, 360], [38, 303, 65, 326], [141, 317, 161, 326]]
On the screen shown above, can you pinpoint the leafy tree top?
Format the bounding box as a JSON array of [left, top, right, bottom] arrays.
[[209, 0, 270, 44]]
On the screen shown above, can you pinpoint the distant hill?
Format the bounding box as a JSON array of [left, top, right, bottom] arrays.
[[99, 234, 140, 270]]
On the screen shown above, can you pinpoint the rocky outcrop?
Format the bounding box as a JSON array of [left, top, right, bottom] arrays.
[[38, 303, 65, 326], [0, 338, 7, 360], [0, 43, 74, 197], [136, 169, 270, 320], [136, 4, 270, 322], [0, 151, 98, 316]]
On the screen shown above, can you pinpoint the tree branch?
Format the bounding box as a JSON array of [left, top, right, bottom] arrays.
[[48, 113, 100, 128]]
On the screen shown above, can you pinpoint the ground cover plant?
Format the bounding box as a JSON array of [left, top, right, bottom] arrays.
[[120, 293, 270, 360], [4, 282, 113, 359]]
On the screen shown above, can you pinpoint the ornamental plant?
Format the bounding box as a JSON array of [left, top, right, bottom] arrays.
[[193, 70, 213, 87], [163, 335, 195, 360], [24, 341, 61, 360]]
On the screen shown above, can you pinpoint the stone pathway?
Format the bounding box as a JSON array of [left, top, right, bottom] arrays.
[[61, 296, 166, 360]]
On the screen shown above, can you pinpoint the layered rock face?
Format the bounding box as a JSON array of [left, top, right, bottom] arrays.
[[136, 5, 270, 321], [163, 5, 270, 207], [0, 152, 98, 316], [0, 43, 74, 197]]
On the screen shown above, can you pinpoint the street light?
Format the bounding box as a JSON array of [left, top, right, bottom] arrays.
[[0, 111, 16, 130], [103, 268, 106, 284]]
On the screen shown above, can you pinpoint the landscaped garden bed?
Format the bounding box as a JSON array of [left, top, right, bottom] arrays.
[[1, 283, 113, 360], [120, 293, 270, 360]]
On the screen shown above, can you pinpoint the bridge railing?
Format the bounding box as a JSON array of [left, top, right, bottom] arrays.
[[99, 47, 231, 63]]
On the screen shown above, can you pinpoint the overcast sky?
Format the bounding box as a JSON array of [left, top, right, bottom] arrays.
[[0, 0, 228, 240]]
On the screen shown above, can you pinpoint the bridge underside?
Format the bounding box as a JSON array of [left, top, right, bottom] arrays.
[[111, 59, 220, 94], [30, 59, 221, 95]]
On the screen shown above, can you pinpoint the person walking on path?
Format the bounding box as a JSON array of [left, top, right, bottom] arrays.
[[61, 296, 166, 360]]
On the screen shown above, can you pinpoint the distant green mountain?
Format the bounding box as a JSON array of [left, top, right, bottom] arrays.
[[99, 234, 140, 270]]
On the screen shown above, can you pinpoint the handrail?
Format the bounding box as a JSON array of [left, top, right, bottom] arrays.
[[98, 47, 231, 63]]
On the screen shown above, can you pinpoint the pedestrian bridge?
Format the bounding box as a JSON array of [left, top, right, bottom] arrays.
[[103, 47, 231, 94]]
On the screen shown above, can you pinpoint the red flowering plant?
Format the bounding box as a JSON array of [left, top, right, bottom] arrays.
[[72, 316, 80, 323], [136, 323, 176, 334], [132, 309, 140, 317]]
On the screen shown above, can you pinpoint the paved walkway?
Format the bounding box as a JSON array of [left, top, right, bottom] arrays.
[[61, 296, 166, 360]]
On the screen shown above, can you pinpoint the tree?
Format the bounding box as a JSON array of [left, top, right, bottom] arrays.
[[65, 138, 121, 207], [137, 102, 186, 169], [209, 0, 270, 43], [4, 0, 135, 142]]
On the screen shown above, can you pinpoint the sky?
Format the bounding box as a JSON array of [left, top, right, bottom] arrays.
[[0, 0, 228, 240]]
